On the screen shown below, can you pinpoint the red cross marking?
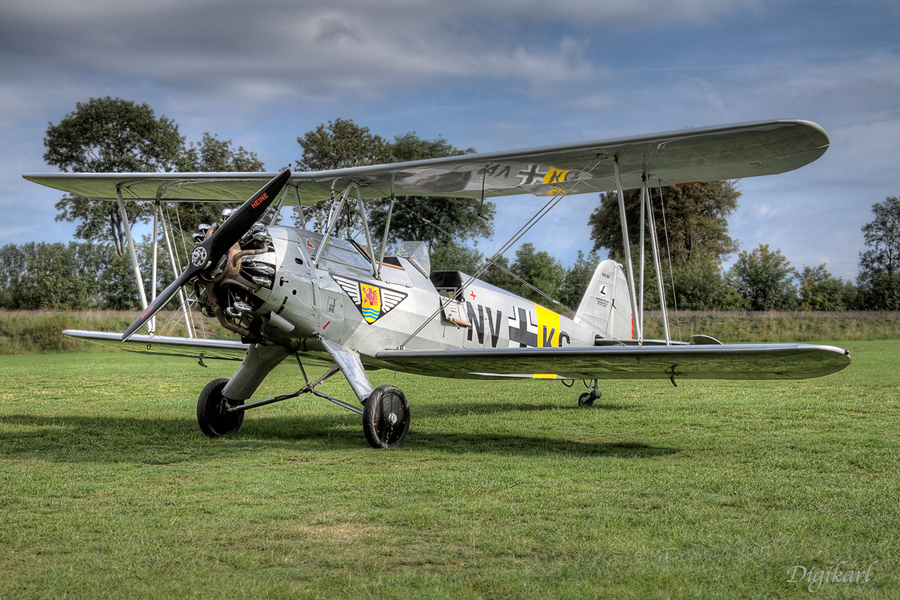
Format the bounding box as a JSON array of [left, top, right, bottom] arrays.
[[469, 290, 477, 300]]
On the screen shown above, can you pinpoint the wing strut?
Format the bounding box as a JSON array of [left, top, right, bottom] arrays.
[[292, 186, 306, 228], [613, 159, 642, 341], [114, 187, 197, 338], [312, 184, 351, 268], [612, 164, 675, 346], [376, 193, 396, 280], [157, 202, 195, 338], [116, 186, 152, 333], [351, 185, 380, 278], [644, 180, 671, 345]]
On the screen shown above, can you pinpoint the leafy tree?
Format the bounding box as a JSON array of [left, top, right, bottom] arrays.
[[559, 250, 600, 310], [296, 121, 492, 248], [370, 132, 490, 252], [729, 244, 799, 310], [5, 242, 95, 309], [296, 118, 391, 172], [44, 97, 185, 255], [295, 119, 391, 231], [0, 240, 177, 311], [862, 271, 900, 310], [588, 181, 740, 268], [430, 242, 485, 274], [662, 258, 744, 311], [174, 133, 267, 235], [98, 252, 143, 310], [859, 197, 900, 282], [797, 264, 857, 311], [480, 255, 517, 292], [507, 243, 565, 305], [857, 197, 900, 309], [178, 133, 265, 173], [0, 244, 26, 308]]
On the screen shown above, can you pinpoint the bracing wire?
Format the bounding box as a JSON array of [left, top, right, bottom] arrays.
[[397, 155, 606, 348], [654, 182, 681, 339], [415, 214, 572, 314]]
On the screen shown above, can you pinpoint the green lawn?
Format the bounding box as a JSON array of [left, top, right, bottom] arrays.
[[0, 342, 896, 598]]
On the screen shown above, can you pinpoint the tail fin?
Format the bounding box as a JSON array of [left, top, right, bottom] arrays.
[[573, 259, 634, 340]]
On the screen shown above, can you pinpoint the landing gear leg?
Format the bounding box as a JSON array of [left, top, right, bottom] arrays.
[[578, 379, 601, 408]]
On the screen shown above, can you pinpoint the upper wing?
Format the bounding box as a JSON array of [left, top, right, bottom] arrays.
[[25, 120, 827, 205], [373, 343, 851, 382]]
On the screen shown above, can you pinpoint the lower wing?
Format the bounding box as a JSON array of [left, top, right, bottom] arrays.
[[64, 330, 249, 361], [374, 344, 851, 382], [67, 330, 850, 382]]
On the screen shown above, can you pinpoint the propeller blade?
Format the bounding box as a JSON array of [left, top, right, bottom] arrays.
[[121, 266, 198, 341], [206, 169, 292, 259], [121, 169, 292, 341]]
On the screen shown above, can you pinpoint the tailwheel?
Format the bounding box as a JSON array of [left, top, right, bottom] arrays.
[[363, 384, 410, 449], [578, 382, 601, 408], [197, 377, 244, 437]]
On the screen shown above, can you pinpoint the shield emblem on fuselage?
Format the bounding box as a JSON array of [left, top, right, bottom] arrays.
[[360, 284, 382, 324], [331, 274, 408, 325]]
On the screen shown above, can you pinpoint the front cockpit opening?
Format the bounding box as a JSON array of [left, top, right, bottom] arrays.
[[395, 241, 430, 277]]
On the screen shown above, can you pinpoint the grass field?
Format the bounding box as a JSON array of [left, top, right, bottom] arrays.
[[0, 342, 897, 598]]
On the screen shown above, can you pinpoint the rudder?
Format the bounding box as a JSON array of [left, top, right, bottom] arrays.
[[573, 259, 634, 340]]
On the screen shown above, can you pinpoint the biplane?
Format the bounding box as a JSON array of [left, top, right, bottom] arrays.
[[24, 119, 850, 448]]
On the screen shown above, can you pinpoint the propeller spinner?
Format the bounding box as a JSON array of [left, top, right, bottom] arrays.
[[121, 169, 292, 341]]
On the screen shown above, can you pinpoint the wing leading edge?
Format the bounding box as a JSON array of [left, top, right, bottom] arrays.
[[374, 343, 851, 382], [64, 330, 249, 361], [25, 120, 828, 205]]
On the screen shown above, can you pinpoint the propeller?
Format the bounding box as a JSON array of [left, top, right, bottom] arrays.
[[122, 169, 292, 341]]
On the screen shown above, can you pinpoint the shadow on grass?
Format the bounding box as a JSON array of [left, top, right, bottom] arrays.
[[0, 412, 676, 462], [406, 432, 676, 458], [415, 401, 637, 418]]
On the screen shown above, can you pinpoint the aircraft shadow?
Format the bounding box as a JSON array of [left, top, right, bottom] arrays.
[[415, 401, 636, 418], [0, 412, 676, 461]]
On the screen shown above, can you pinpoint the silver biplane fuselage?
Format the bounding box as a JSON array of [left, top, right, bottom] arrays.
[[259, 229, 597, 356], [210, 223, 618, 414]]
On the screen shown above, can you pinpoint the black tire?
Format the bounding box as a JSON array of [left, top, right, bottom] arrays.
[[362, 385, 410, 449], [197, 378, 244, 437], [578, 392, 595, 408]]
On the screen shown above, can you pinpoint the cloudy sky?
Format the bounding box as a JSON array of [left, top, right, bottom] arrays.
[[2, 0, 898, 280]]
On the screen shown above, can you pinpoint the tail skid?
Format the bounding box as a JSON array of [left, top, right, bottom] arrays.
[[574, 259, 634, 340]]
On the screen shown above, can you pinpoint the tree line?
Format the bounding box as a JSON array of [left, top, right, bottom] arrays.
[[10, 96, 899, 312]]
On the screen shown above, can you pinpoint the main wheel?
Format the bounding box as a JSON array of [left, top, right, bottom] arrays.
[[197, 378, 244, 437], [362, 385, 410, 449]]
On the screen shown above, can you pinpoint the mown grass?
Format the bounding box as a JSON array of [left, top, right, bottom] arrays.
[[0, 311, 231, 354], [643, 310, 900, 343], [0, 342, 897, 598]]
